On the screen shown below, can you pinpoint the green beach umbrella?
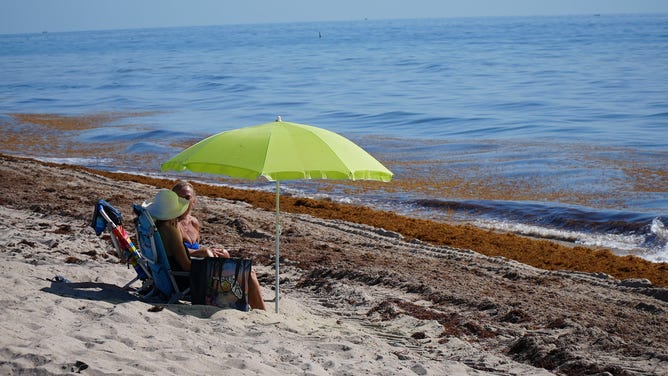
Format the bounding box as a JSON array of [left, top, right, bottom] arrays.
[[161, 117, 393, 313]]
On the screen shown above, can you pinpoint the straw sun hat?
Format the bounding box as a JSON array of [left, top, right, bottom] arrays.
[[144, 189, 189, 220]]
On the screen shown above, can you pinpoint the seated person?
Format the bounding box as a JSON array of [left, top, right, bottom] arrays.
[[145, 189, 217, 292], [171, 181, 229, 258], [172, 181, 266, 311]]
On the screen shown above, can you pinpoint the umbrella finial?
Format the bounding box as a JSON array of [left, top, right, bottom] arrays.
[[276, 116, 282, 122]]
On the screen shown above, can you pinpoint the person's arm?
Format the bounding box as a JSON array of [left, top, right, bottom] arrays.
[[192, 216, 202, 242], [189, 246, 229, 258]]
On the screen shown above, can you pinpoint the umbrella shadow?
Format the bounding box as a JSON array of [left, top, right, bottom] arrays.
[[42, 280, 137, 304]]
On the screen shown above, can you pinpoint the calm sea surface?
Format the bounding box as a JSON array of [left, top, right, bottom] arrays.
[[1, 14, 667, 261]]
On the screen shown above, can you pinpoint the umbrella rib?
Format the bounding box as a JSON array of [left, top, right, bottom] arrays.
[[259, 126, 277, 182]]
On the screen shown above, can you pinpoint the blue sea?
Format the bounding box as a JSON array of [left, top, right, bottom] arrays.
[[1, 14, 667, 262]]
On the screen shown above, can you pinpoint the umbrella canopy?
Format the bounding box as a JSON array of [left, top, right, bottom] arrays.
[[162, 118, 393, 312], [162, 120, 393, 182]]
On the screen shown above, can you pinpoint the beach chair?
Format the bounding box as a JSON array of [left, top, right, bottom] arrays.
[[132, 203, 190, 304], [91, 199, 152, 290]]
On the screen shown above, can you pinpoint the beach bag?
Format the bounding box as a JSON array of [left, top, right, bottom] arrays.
[[190, 258, 252, 311]]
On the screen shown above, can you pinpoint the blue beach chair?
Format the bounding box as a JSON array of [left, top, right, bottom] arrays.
[[91, 199, 152, 291], [132, 203, 190, 304]]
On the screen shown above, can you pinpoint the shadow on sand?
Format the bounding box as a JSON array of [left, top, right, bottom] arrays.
[[42, 278, 255, 319], [42, 280, 137, 305]]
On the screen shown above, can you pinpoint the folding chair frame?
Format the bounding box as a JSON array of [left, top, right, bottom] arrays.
[[92, 200, 152, 292]]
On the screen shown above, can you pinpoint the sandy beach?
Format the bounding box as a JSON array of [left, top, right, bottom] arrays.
[[1, 154, 667, 375]]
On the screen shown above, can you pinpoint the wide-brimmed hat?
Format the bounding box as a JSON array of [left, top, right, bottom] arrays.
[[144, 189, 190, 220]]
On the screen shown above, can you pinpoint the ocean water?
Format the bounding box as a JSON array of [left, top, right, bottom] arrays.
[[1, 14, 667, 262]]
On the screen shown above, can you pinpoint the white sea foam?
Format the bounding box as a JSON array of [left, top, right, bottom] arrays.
[[474, 218, 667, 263], [647, 218, 668, 263], [651, 217, 668, 240], [34, 156, 114, 166]]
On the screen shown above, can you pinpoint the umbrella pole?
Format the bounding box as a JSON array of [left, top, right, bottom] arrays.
[[275, 180, 281, 313]]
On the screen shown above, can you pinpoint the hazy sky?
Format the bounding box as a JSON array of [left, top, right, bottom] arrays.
[[2, 0, 667, 34]]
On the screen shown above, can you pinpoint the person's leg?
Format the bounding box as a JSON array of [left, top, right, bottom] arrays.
[[248, 269, 266, 310]]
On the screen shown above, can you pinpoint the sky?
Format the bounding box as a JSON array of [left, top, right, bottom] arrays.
[[1, 0, 667, 34]]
